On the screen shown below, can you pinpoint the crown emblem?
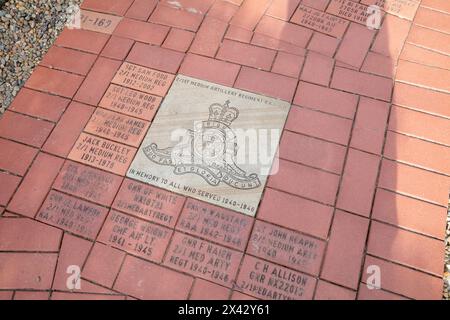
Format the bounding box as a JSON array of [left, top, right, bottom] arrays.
[[208, 100, 239, 127]]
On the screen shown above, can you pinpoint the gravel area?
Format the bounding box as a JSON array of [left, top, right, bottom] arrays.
[[444, 200, 450, 300], [0, 0, 81, 112]]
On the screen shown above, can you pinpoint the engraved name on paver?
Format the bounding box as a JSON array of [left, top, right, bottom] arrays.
[[37, 190, 108, 240], [98, 210, 172, 262], [79, 10, 122, 34], [112, 62, 175, 96], [248, 221, 325, 275], [164, 232, 242, 287], [327, 0, 372, 25], [292, 4, 349, 38], [84, 108, 149, 147], [68, 133, 136, 175], [112, 179, 184, 227], [235, 256, 316, 300], [53, 161, 121, 206], [176, 199, 253, 251], [99, 84, 162, 121]]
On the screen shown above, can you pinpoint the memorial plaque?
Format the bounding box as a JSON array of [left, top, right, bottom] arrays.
[[326, 0, 373, 25], [99, 84, 162, 121], [112, 62, 175, 97], [247, 221, 325, 275], [163, 232, 243, 288], [176, 198, 253, 251], [53, 161, 123, 206], [84, 108, 150, 147], [37, 190, 108, 240], [98, 210, 173, 263], [112, 178, 185, 228], [68, 133, 137, 175], [78, 10, 122, 34], [291, 4, 349, 38], [127, 75, 290, 216], [361, 0, 420, 20], [234, 255, 316, 300]]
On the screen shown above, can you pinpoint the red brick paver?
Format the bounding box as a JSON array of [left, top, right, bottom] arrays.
[[0, 0, 449, 300]]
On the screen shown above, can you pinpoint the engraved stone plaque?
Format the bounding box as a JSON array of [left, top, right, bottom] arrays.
[[163, 232, 243, 288], [79, 10, 122, 34], [235, 255, 316, 300], [98, 210, 173, 263], [112, 178, 185, 227], [84, 108, 150, 147], [112, 62, 175, 97], [68, 133, 137, 175], [176, 198, 253, 251], [247, 221, 325, 275], [37, 190, 108, 240], [127, 75, 291, 216], [291, 4, 349, 38], [99, 84, 162, 121]]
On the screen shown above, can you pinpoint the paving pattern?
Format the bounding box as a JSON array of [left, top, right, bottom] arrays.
[[0, 0, 449, 300]]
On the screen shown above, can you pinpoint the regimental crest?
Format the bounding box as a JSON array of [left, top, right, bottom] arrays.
[[143, 100, 261, 190]]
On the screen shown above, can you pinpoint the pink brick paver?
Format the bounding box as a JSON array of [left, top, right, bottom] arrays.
[[0, 0, 449, 300]]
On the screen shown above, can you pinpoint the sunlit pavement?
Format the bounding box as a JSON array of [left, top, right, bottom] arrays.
[[0, 0, 449, 300]]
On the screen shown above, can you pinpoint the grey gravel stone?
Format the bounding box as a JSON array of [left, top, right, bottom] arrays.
[[444, 199, 450, 300], [0, 0, 81, 113]]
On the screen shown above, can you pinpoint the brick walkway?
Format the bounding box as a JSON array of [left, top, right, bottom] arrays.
[[0, 0, 449, 300]]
